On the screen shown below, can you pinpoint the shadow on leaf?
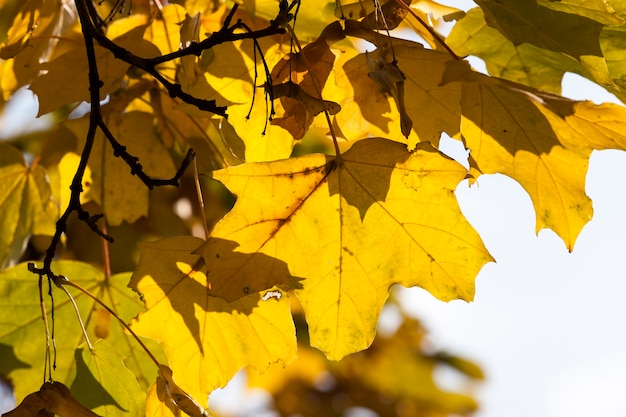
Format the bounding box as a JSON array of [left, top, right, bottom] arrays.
[[129, 236, 303, 353], [0, 343, 30, 378], [70, 349, 126, 413], [441, 60, 577, 159]]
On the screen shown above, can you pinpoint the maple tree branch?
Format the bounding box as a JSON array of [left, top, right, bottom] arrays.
[[81, 2, 285, 117], [98, 121, 196, 189], [148, 5, 286, 65], [29, 0, 112, 283], [30, 0, 197, 281]]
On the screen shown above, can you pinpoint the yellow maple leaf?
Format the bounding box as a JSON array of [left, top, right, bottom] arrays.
[[454, 67, 626, 250], [201, 138, 492, 359], [129, 236, 297, 403], [327, 36, 462, 148]]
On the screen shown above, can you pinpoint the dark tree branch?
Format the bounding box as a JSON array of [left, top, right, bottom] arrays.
[[29, 0, 199, 280], [99, 117, 196, 188], [81, 2, 285, 117], [31, 0, 287, 281], [29, 0, 111, 283]]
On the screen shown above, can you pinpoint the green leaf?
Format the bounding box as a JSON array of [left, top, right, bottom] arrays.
[[536, 0, 623, 25], [71, 340, 145, 417], [476, 0, 605, 59], [450, 1, 623, 99], [0, 144, 56, 268], [0, 261, 165, 402], [447, 8, 581, 94]]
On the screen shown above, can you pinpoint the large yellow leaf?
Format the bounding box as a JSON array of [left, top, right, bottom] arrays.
[[0, 144, 56, 268], [128, 236, 297, 403], [455, 67, 626, 249], [201, 138, 492, 359]]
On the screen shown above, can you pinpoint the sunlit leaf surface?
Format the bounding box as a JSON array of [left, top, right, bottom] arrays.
[[205, 138, 492, 359]]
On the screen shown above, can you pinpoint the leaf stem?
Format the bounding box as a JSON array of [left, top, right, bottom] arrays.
[[38, 275, 53, 383], [393, 0, 460, 60], [57, 280, 93, 350], [61, 279, 162, 368], [193, 157, 211, 240]]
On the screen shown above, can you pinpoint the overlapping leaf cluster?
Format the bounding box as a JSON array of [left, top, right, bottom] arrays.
[[2, 0, 626, 416]]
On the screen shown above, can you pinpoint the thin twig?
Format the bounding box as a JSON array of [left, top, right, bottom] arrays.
[[193, 157, 210, 240], [38, 275, 52, 382], [393, 0, 460, 60], [62, 279, 162, 368], [57, 279, 93, 350]]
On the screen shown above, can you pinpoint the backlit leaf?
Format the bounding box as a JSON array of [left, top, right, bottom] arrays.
[[477, 0, 605, 59], [0, 0, 42, 60], [328, 36, 462, 148], [447, 7, 581, 95], [453, 67, 626, 249], [58, 152, 93, 210], [203, 138, 492, 359], [67, 111, 176, 226], [30, 18, 157, 116], [449, 2, 623, 99], [270, 21, 344, 140], [0, 144, 56, 268], [0, 262, 164, 403], [71, 340, 144, 417], [180, 31, 296, 161], [536, 0, 623, 25], [600, 19, 626, 93], [154, 365, 210, 417], [251, 0, 337, 41], [129, 236, 297, 403]]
